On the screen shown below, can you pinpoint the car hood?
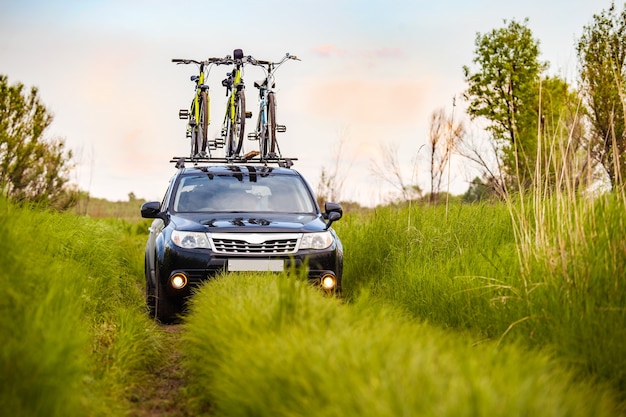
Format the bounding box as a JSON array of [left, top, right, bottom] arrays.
[[169, 212, 327, 233]]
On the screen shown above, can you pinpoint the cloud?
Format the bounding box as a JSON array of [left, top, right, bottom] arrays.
[[312, 44, 405, 61], [312, 44, 347, 58], [306, 77, 433, 126], [369, 47, 405, 59]]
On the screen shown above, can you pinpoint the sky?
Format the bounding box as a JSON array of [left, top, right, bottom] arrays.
[[0, 0, 615, 206]]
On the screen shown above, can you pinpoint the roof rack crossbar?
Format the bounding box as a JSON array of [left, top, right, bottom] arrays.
[[170, 156, 297, 168]]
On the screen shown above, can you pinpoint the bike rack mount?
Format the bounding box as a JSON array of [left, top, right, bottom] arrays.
[[170, 155, 297, 169]]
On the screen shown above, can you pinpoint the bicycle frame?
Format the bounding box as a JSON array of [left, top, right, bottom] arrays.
[[227, 67, 242, 128]]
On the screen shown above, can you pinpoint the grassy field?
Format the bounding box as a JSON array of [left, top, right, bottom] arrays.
[[332, 194, 626, 393], [1, 193, 625, 416]]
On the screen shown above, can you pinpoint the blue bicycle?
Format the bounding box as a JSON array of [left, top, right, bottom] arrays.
[[248, 53, 300, 160]]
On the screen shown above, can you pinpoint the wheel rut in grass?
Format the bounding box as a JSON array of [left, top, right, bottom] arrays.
[[129, 324, 193, 417]]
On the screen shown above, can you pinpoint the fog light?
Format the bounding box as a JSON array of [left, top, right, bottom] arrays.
[[170, 273, 188, 290], [321, 274, 336, 290]]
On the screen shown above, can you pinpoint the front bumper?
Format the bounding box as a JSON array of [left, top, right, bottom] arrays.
[[157, 243, 343, 298]]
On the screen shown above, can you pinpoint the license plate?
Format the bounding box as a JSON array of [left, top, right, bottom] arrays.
[[227, 258, 284, 272]]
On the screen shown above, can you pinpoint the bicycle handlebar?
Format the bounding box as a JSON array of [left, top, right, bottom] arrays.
[[172, 53, 300, 69], [172, 58, 205, 65], [172, 56, 239, 66], [247, 53, 300, 67]]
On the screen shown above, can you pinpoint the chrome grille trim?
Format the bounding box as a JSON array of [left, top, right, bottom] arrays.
[[208, 233, 301, 255]]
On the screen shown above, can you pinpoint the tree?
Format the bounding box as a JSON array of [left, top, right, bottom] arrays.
[[463, 19, 543, 189], [0, 75, 75, 208], [577, 1, 626, 188], [427, 105, 464, 203], [369, 142, 422, 203], [462, 176, 498, 202]]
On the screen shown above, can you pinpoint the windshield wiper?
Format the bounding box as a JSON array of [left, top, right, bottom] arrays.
[[248, 218, 271, 226]]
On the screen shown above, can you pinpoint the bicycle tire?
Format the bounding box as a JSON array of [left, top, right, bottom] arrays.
[[267, 92, 277, 155], [190, 99, 200, 157], [257, 106, 269, 158], [199, 91, 209, 154], [223, 104, 233, 157], [228, 91, 245, 157]]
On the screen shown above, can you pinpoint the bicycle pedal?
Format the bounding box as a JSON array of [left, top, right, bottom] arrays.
[[277, 125, 287, 133], [247, 133, 258, 141], [208, 140, 217, 150], [179, 109, 189, 119], [245, 111, 253, 119]]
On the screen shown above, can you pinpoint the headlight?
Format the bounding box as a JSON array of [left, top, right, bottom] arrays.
[[299, 231, 333, 250], [171, 230, 211, 249]]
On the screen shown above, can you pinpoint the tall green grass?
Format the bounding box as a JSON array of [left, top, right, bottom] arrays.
[[182, 273, 622, 416], [0, 199, 160, 416], [334, 196, 626, 396], [507, 188, 626, 391], [335, 203, 520, 332]]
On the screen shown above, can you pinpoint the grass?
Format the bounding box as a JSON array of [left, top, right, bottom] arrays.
[[508, 188, 626, 391], [334, 197, 626, 396], [3, 179, 625, 415], [334, 202, 519, 332], [70, 193, 147, 222], [182, 273, 622, 417], [0, 198, 159, 416]]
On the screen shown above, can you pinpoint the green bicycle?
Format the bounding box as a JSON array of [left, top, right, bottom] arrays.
[[218, 49, 251, 159], [172, 58, 212, 158]]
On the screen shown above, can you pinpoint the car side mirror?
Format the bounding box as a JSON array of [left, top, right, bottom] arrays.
[[141, 201, 163, 219], [323, 202, 343, 230]]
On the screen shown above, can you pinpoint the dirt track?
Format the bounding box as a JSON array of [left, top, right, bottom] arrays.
[[128, 325, 192, 417]]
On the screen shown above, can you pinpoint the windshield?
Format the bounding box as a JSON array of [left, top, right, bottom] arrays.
[[173, 172, 316, 213]]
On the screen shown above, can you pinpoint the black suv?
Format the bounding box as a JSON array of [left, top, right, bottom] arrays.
[[141, 163, 343, 323]]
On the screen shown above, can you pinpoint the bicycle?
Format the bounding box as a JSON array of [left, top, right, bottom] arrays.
[[218, 49, 252, 159], [172, 58, 212, 158], [248, 53, 300, 160]]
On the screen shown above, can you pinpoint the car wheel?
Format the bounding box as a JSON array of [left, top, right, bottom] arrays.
[[154, 268, 179, 324], [145, 257, 156, 317]]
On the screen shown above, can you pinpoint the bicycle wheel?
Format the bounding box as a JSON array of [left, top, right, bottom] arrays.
[[257, 106, 269, 158], [189, 99, 198, 157], [198, 91, 209, 155], [228, 91, 246, 157], [256, 109, 269, 160], [267, 92, 277, 156]]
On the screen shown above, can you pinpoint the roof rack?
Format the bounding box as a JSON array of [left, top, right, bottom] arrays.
[[170, 155, 297, 169]]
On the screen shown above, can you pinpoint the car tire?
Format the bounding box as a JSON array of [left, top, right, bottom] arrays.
[[154, 267, 178, 324], [145, 256, 156, 317]]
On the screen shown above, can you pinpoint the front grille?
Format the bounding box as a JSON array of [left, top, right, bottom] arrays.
[[209, 233, 300, 255]]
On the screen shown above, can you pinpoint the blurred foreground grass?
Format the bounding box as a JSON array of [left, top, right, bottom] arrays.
[[183, 273, 623, 417], [0, 199, 159, 416]]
